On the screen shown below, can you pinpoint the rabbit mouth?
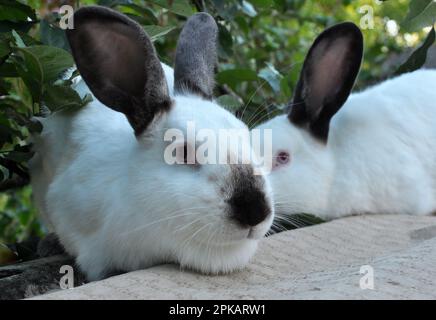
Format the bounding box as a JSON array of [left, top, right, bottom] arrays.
[[247, 214, 273, 240], [185, 227, 262, 248], [177, 234, 259, 275]]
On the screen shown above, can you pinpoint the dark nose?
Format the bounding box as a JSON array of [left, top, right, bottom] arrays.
[[228, 189, 271, 227]]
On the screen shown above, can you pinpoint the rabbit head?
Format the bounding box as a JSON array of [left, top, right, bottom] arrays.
[[64, 6, 273, 278], [255, 22, 363, 219]]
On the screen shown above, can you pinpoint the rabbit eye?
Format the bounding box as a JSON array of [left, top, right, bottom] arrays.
[[274, 150, 290, 168]]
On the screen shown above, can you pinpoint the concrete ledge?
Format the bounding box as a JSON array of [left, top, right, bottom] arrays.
[[29, 215, 436, 299]]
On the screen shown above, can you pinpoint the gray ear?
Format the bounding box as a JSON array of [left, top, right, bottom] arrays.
[[66, 6, 171, 136], [174, 13, 218, 100]]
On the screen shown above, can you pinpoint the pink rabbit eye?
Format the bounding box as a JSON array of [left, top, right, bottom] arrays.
[[274, 150, 290, 169]]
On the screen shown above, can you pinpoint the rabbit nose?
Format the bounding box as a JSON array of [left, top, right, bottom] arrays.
[[228, 189, 271, 227]]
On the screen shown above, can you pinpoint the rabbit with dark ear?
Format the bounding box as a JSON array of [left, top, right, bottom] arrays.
[[255, 22, 436, 220], [29, 6, 273, 281]]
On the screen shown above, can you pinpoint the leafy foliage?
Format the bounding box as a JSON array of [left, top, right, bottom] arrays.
[[0, 0, 434, 246], [396, 26, 435, 75], [402, 0, 436, 32]]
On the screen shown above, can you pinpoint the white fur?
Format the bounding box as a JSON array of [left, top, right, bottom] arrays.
[[256, 70, 436, 220], [29, 64, 273, 280]]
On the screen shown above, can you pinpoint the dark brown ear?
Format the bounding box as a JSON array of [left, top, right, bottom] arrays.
[[288, 22, 363, 142], [174, 13, 218, 100], [66, 6, 171, 136]]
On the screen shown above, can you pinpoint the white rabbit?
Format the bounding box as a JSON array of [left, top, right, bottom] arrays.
[[255, 22, 436, 221], [29, 6, 273, 281]]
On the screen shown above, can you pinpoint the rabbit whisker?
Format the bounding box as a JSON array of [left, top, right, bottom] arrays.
[[244, 100, 270, 128], [174, 213, 216, 233], [180, 222, 214, 253], [246, 102, 274, 129], [240, 80, 269, 121], [122, 206, 211, 236]]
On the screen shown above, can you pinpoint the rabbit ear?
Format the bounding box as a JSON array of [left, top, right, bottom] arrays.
[[66, 6, 171, 136], [174, 13, 218, 100], [288, 22, 363, 141]]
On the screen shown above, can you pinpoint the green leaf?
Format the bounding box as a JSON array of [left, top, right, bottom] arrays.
[[0, 98, 42, 133], [42, 85, 91, 112], [98, 0, 131, 7], [0, 33, 11, 58], [11, 47, 43, 101], [250, 0, 274, 8], [143, 25, 176, 41], [40, 19, 71, 52], [218, 24, 233, 58], [0, 0, 36, 22], [0, 94, 28, 111], [12, 45, 74, 101], [395, 27, 436, 75], [118, 3, 159, 25], [16, 46, 74, 83], [240, 1, 257, 17], [3, 150, 34, 162], [216, 94, 242, 112], [0, 20, 35, 33], [216, 69, 259, 89], [0, 62, 19, 77], [7, 30, 40, 47], [279, 73, 292, 99], [0, 1, 37, 33], [0, 31, 36, 59], [11, 30, 25, 48], [0, 243, 17, 265], [258, 63, 283, 93], [211, 0, 238, 20], [148, 0, 194, 17], [0, 124, 14, 144], [402, 0, 436, 32]]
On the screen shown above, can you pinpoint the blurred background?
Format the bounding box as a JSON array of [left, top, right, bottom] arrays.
[[0, 0, 434, 264]]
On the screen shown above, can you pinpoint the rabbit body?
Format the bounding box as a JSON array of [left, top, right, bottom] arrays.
[[255, 22, 436, 221], [260, 70, 436, 220], [29, 7, 273, 281], [30, 70, 272, 281]]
